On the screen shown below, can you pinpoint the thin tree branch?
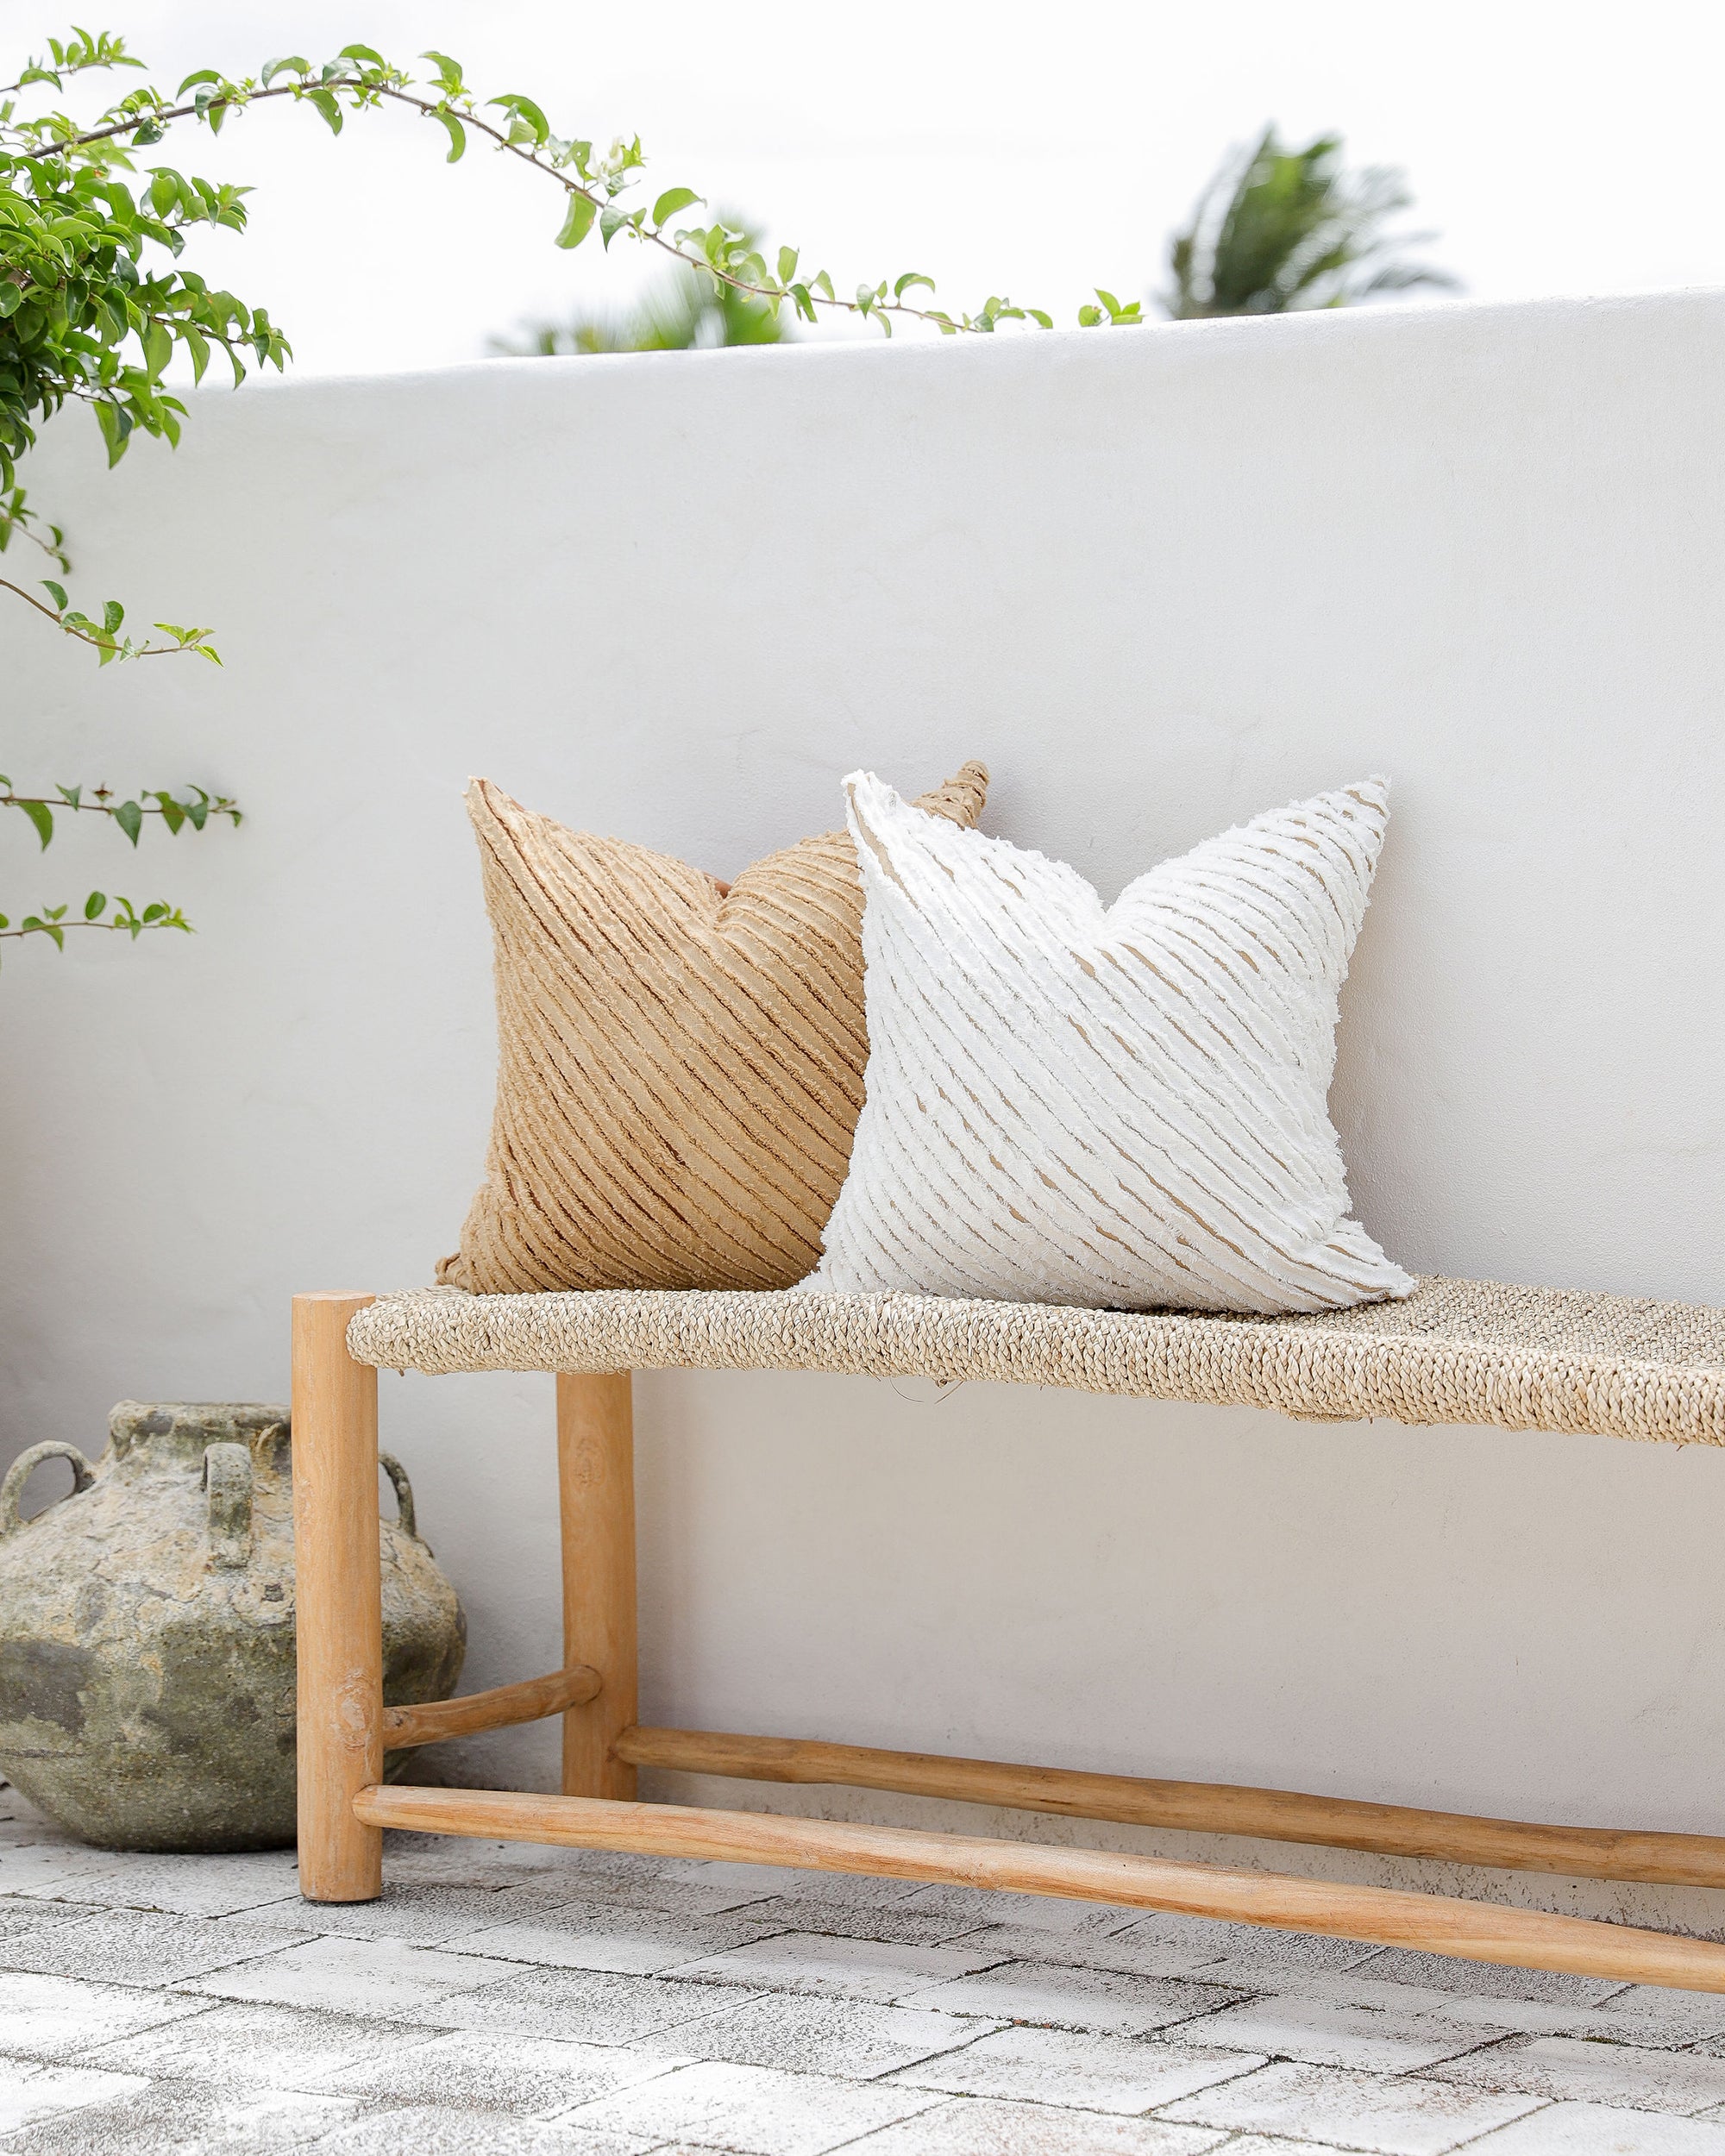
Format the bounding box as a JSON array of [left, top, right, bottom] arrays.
[[19, 78, 1018, 336], [0, 577, 206, 656]]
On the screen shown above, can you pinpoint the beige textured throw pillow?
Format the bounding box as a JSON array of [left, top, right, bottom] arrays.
[[806, 772, 1412, 1315], [441, 763, 989, 1294]]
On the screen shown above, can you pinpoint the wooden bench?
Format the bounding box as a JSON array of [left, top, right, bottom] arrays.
[[292, 1275, 1725, 1993]]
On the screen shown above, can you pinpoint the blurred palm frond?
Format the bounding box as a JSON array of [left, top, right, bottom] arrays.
[[1162, 128, 1458, 319]]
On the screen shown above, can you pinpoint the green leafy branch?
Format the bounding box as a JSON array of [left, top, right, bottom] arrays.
[[2, 41, 292, 495], [0, 768, 235, 959], [3, 31, 1143, 668], [1, 776, 240, 847], [322, 51, 1141, 338], [0, 479, 68, 567], [2, 26, 143, 99], [0, 573, 217, 660], [364, 52, 1111, 339], [0, 889, 191, 959], [2, 35, 1138, 492]]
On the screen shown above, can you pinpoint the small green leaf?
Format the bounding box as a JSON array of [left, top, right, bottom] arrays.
[[652, 186, 701, 227], [431, 109, 465, 162], [555, 193, 596, 249], [1026, 308, 1053, 329], [114, 799, 143, 847], [55, 785, 81, 808], [420, 49, 464, 87], [305, 86, 343, 134], [1077, 304, 1102, 328], [94, 401, 132, 467], [41, 580, 67, 613], [777, 245, 799, 285], [141, 902, 168, 924], [487, 93, 549, 144], [337, 43, 387, 66], [85, 891, 105, 919], [260, 55, 310, 85], [599, 206, 627, 249], [894, 271, 935, 300], [102, 599, 124, 636], [17, 799, 53, 849]]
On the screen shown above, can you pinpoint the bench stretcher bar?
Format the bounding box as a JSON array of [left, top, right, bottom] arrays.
[[351, 1781, 1725, 1995], [612, 1725, 1725, 1888]]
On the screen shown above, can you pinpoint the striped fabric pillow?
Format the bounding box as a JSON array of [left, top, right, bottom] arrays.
[[806, 772, 1413, 1315], [440, 764, 988, 1294]]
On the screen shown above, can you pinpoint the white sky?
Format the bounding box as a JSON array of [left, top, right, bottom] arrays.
[[5, 0, 1722, 373]]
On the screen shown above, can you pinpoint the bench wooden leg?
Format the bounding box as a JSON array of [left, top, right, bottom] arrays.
[[558, 1372, 637, 1800], [292, 1292, 384, 1902]]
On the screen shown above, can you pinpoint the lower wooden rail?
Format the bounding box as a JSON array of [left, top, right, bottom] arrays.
[[613, 1726, 1725, 1890], [352, 1783, 1725, 1992], [381, 1665, 602, 1751]]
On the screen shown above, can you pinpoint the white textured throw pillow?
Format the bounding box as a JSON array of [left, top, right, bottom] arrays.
[[806, 773, 1413, 1315]]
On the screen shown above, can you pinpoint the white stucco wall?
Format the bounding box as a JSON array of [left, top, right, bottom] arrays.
[[4, 293, 1724, 1926]]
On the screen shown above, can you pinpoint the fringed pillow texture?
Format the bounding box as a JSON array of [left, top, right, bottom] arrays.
[[806, 771, 1413, 1315], [442, 762, 989, 1294]]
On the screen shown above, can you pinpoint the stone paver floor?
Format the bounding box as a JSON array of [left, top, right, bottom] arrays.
[[3, 1782, 1724, 2153]]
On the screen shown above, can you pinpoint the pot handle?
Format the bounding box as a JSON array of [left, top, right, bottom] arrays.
[[379, 1451, 423, 1546], [0, 1442, 96, 1538], [204, 1442, 254, 1570]]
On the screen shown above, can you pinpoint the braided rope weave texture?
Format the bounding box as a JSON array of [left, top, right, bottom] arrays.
[[348, 1275, 1725, 1443]]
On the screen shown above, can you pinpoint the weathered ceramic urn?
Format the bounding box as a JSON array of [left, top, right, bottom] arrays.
[[0, 1402, 466, 1852]]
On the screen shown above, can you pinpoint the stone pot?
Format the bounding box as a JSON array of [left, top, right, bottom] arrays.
[[0, 1402, 466, 1852]]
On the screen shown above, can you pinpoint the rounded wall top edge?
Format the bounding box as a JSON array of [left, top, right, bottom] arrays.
[[207, 283, 1725, 410]]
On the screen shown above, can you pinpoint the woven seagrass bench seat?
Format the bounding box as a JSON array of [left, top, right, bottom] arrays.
[[346, 1273, 1725, 1444]]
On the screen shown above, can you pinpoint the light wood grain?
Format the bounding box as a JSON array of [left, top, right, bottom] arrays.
[[382, 1664, 602, 1749], [292, 1292, 383, 1903], [351, 1783, 1725, 1993], [558, 1371, 637, 1800], [612, 1726, 1725, 1889]]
